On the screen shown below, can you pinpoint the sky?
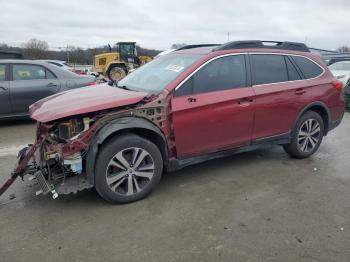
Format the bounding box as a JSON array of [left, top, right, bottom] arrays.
[[0, 0, 349, 51]]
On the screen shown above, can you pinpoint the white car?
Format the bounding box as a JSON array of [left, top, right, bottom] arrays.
[[41, 60, 72, 71], [329, 61, 350, 109]]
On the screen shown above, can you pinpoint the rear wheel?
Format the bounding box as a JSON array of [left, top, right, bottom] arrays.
[[95, 134, 163, 203], [107, 65, 126, 81], [284, 111, 324, 159]]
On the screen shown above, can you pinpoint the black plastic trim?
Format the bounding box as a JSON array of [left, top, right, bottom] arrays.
[[214, 41, 310, 53], [167, 132, 291, 172], [85, 117, 167, 185]]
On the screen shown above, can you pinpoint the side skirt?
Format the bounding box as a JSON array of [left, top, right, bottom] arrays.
[[166, 132, 291, 172]]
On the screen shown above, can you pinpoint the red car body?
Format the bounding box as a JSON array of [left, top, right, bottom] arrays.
[[0, 41, 344, 202]]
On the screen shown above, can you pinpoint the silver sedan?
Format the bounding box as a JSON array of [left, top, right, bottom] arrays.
[[0, 59, 96, 119]]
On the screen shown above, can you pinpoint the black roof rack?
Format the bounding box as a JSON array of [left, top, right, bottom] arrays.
[[176, 44, 219, 51], [214, 40, 310, 53]]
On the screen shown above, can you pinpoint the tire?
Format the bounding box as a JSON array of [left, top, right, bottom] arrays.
[[95, 134, 163, 204], [283, 111, 325, 159], [107, 66, 126, 81]]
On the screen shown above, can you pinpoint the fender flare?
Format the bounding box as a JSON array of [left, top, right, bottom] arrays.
[[294, 101, 331, 134], [85, 117, 167, 185]]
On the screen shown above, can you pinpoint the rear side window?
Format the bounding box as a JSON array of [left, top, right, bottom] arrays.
[[291, 56, 323, 79], [13, 64, 56, 80], [285, 57, 301, 81], [0, 64, 5, 81], [176, 55, 246, 96], [252, 54, 288, 85]]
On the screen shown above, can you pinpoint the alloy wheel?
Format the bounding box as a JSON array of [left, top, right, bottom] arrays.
[[105, 147, 155, 196], [297, 119, 321, 153]]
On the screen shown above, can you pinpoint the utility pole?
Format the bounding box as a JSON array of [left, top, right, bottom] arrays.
[[227, 32, 230, 42], [66, 45, 70, 64]]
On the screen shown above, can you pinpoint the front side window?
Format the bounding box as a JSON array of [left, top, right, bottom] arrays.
[[176, 55, 246, 96], [118, 54, 201, 94], [291, 56, 323, 79], [0, 64, 6, 81], [13, 64, 55, 81], [252, 54, 288, 85]]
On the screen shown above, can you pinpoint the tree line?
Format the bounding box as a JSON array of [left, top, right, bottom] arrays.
[[0, 38, 162, 65], [1, 39, 350, 64]]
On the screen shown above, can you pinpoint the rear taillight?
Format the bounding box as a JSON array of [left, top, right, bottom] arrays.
[[332, 80, 343, 92], [88, 82, 96, 86]]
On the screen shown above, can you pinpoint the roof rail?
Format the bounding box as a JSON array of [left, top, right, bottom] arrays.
[[176, 44, 219, 51], [213, 40, 310, 53]]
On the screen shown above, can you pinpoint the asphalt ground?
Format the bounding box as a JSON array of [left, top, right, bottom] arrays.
[[0, 113, 349, 262]]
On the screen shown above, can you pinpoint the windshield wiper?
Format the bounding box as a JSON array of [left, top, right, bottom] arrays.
[[117, 84, 131, 91]]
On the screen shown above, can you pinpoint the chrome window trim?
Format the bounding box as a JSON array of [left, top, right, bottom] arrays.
[[174, 52, 325, 91], [251, 53, 325, 87]]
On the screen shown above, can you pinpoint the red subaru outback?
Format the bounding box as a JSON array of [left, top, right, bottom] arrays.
[[1, 41, 344, 203]]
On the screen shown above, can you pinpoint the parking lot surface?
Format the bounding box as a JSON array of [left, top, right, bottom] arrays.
[[0, 114, 350, 262]]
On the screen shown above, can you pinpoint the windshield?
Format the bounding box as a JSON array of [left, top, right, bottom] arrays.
[[118, 53, 201, 93], [329, 62, 350, 71]]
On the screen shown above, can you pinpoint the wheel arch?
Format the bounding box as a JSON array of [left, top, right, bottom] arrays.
[[85, 117, 168, 185], [295, 102, 331, 135]]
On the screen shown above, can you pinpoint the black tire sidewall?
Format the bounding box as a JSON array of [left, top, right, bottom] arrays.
[[286, 111, 325, 158], [95, 134, 163, 204]]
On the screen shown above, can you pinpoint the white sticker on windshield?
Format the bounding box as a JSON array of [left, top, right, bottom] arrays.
[[165, 64, 184, 72]]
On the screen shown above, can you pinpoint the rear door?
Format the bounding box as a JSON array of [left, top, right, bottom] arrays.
[[0, 64, 11, 116], [250, 54, 314, 140], [171, 54, 255, 158], [10, 63, 60, 114]]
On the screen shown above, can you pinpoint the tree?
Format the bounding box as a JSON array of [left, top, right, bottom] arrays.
[[22, 38, 49, 59], [336, 46, 350, 53]]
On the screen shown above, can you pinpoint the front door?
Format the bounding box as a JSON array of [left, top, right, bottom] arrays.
[[0, 64, 11, 116], [171, 54, 255, 158], [10, 64, 60, 114]]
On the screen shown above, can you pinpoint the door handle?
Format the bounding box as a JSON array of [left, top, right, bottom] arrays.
[[0, 86, 8, 91], [295, 88, 306, 95], [187, 97, 197, 103], [47, 83, 57, 87], [238, 98, 253, 105]]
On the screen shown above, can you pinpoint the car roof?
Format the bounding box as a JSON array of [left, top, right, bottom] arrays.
[[332, 60, 350, 64], [0, 59, 57, 65], [42, 60, 67, 63]]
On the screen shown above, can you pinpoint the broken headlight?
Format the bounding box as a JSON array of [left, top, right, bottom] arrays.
[[55, 118, 84, 140]]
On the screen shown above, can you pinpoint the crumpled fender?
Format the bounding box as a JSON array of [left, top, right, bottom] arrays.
[[85, 117, 167, 185]]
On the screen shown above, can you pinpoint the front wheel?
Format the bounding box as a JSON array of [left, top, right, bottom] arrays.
[[284, 111, 324, 159], [95, 134, 163, 204], [107, 66, 127, 81]]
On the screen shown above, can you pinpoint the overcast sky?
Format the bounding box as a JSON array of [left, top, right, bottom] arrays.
[[1, 0, 349, 51]]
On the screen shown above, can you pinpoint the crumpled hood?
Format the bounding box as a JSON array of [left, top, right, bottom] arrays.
[[30, 83, 148, 122]]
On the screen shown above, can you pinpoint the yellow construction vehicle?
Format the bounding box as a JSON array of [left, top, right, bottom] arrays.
[[93, 42, 152, 81]]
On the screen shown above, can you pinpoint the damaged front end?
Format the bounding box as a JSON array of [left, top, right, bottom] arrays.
[[0, 117, 96, 199], [0, 92, 171, 200]]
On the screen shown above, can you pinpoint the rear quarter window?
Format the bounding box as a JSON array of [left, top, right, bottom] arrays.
[[291, 56, 323, 79]]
